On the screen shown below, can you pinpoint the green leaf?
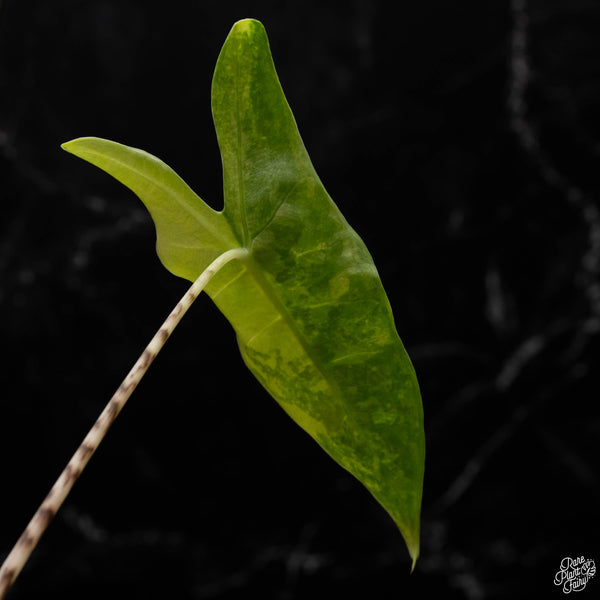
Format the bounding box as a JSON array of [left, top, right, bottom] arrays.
[[62, 18, 425, 567]]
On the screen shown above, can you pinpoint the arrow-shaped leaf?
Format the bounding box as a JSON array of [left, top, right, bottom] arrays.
[[62, 19, 425, 567]]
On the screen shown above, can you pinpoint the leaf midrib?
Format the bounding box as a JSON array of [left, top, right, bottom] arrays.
[[239, 253, 342, 403], [234, 48, 250, 247]]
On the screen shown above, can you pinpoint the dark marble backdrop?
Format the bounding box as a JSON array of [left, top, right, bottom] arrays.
[[1, 1, 599, 598]]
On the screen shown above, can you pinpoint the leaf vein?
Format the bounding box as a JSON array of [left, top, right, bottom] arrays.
[[246, 315, 283, 346], [250, 180, 300, 241], [211, 266, 247, 299]]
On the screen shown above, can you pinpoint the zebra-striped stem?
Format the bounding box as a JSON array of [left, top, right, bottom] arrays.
[[0, 247, 248, 599]]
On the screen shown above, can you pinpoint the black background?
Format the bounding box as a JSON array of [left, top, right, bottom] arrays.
[[1, 1, 599, 598]]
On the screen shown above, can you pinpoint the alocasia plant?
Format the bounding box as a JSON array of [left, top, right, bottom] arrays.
[[0, 18, 424, 597]]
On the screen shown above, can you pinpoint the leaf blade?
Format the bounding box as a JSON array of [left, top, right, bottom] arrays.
[[212, 19, 318, 245], [61, 137, 238, 280], [212, 19, 424, 563], [62, 18, 425, 567]]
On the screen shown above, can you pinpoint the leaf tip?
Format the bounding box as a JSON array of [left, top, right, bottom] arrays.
[[230, 18, 265, 37], [410, 554, 418, 574], [61, 137, 94, 155], [399, 520, 420, 573], [408, 540, 419, 573]]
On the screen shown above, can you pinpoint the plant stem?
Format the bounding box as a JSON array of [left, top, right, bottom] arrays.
[[0, 247, 249, 599]]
